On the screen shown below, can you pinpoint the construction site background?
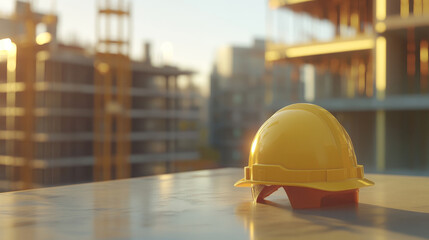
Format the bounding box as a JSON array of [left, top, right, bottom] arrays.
[[0, 1, 217, 192]]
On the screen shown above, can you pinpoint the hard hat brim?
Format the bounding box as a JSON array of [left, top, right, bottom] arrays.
[[234, 177, 374, 192]]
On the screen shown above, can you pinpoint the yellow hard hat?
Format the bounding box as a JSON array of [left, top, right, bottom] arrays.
[[235, 103, 374, 191]]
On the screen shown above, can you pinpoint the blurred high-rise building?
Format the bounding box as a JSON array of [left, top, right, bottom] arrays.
[[0, 1, 201, 191], [210, 39, 293, 166], [266, 0, 429, 172]]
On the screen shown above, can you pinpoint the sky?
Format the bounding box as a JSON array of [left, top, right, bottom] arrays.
[[1, 0, 266, 95]]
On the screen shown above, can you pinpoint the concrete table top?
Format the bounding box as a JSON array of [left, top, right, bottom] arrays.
[[1, 168, 429, 240]]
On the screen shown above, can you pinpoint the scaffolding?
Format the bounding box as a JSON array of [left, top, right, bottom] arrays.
[[19, 2, 36, 190], [1, 1, 57, 190], [94, 0, 132, 181]]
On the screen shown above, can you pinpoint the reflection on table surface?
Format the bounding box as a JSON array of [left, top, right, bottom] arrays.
[[0, 168, 429, 240]]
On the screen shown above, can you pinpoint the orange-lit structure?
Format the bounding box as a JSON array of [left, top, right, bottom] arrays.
[[94, 0, 132, 181], [0, 1, 201, 191], [0, 1, 57, 190], [267, 0, 429, 171]]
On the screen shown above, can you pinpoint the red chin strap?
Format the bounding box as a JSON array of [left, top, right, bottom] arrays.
[[252, 185, 359, 209]]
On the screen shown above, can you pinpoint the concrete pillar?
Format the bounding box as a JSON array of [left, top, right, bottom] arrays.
[[376, 110, 386, 171]]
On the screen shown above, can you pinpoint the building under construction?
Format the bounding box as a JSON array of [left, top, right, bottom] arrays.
[[0, 1, 201, 191], [266, 0, 429, 172], [210, 39, 294, 167]]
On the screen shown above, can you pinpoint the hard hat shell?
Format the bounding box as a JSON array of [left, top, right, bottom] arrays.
[[235, 103, 374, 191]]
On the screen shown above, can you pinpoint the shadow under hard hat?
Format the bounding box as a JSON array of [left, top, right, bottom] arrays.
[[235, 103, 374, 209]]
